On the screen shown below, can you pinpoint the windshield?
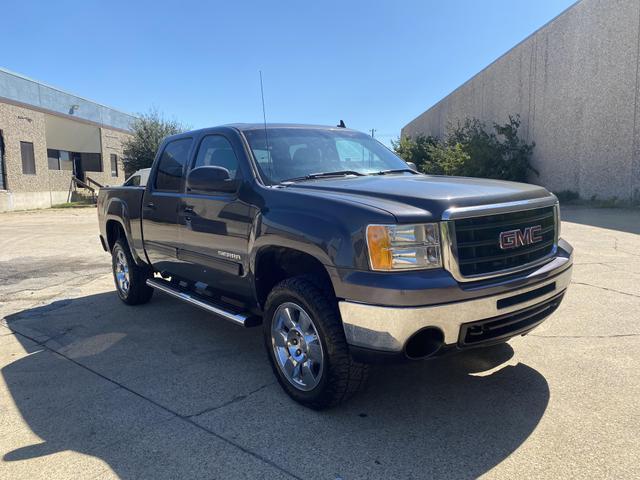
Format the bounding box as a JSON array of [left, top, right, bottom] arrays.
[[242, 128, 411, 184]]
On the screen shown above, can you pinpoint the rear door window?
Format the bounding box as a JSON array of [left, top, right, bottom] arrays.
[[154, 138, 193, 191]]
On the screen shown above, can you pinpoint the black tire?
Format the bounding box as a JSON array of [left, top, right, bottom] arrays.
[[111, 238, 154, 305], [263, 276, 369, 409]]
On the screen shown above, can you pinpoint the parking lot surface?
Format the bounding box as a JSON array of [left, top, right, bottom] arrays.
[[1, 206, 639, 479]]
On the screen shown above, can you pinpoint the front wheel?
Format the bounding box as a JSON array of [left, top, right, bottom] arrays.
[[111, 238, 153, 305], [264, 276, 369, 409]]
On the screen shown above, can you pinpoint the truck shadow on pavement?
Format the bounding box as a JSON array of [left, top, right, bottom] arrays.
[[3, 291, 550, 479]]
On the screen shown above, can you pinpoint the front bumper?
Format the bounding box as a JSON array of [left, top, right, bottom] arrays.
[[339, 253, 572, 356]]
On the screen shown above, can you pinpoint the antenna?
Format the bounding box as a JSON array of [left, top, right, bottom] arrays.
[[259, 71, 273, 177]]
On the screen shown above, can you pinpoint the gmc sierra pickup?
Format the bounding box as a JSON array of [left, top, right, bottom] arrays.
[[97, 124, 573, 409]]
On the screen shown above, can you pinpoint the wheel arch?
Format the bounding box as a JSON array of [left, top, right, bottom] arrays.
[[106, 219, 126, 252], [253, 246, 336, 310]]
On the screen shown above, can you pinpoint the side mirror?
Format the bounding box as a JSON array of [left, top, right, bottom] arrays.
[[187, 166, 238, 194], [406, 161, 418, 171]]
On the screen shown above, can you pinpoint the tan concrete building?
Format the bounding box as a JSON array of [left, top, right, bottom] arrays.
[[0, 68, 135, 212], [402, 0, 640, 203]]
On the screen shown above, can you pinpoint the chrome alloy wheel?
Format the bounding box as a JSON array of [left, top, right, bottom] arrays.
[[271, 302, 324, 391], [115, 249, 130, 295]]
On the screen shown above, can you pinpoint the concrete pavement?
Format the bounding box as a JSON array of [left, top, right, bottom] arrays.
[[1, 206, 639, 479]]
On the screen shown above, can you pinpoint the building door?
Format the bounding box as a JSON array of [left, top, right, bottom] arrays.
[[0, 130, 6, 190], [72, 152, 84, 181]]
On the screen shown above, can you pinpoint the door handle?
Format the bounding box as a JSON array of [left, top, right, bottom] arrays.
[[146, 202, 155, 209], [183, 205, 194, 222]]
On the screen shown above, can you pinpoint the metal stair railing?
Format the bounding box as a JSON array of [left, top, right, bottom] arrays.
[[67, 176, 98, 203], [85, 176, 104, 189]]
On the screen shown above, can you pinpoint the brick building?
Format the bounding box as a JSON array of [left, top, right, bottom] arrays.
[[0, 68, 135, 211]]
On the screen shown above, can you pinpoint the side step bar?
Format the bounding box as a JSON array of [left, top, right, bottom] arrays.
[[146, 278, 260, 327]]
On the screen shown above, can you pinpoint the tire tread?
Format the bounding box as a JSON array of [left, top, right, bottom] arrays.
[[112, 238, 153, 305], [265, 275, 369, 409]]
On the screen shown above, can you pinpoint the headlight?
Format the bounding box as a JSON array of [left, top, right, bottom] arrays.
[[366, 223, 442, 271]]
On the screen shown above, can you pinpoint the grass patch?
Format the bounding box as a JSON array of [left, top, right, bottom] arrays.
[[51, 202, 96, 209]]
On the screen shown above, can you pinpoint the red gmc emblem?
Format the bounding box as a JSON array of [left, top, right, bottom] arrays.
[[499, 225, 543, 250]]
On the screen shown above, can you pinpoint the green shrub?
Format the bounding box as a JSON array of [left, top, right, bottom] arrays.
[[393, 115, 537, 182], [426, 142, 469, 175], [392, 134, 440, 172], [554, 190, 580, 202]]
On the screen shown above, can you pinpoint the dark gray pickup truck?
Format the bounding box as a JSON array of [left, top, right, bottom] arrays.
[[97, 124, 573, 408]]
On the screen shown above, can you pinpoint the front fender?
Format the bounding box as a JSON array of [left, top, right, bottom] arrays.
[[250, 207, 367, 272]]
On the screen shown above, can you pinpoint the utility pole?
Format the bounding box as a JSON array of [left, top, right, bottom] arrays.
[[369, 128, 376, 138]]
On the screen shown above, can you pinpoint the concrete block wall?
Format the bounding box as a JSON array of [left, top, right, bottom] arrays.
[[98, 128, 130, 187], [0, 102, 51, 210], [402, 0, 640, 202]]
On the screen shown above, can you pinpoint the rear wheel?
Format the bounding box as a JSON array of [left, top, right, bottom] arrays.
[[264, 276, 369, 409], [111, 239, 153, 305]]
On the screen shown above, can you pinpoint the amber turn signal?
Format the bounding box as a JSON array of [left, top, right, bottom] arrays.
[[366, 225, 393, 270]]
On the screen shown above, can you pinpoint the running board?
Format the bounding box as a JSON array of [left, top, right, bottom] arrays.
[[146, 278, 259, 327]]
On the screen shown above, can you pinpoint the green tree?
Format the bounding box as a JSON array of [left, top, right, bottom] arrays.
[[122, 109, 186, 176]]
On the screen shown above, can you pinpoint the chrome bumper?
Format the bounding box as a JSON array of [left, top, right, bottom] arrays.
[[339, 256, 572, 352]]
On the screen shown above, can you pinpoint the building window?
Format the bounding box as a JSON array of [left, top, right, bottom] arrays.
[[48, 149, 60, 170], [81, 153, 102, 172], [59, 150, 73, 170], [47, 149, 74, 171], [0, 130, 6, 190], [20, 141, 36, 175], [110, 154, 118, 177]]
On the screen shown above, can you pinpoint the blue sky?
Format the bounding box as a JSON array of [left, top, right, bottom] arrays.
[[2, 0, 576, 145]]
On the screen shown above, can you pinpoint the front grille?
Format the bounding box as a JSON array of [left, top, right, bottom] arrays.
[[459, 292, 564, 346], [453, 206, 556, 277]]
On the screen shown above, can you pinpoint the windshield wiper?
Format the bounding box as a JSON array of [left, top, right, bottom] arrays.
[[282, 170, 366, 183], [372, 168, 419, 175]]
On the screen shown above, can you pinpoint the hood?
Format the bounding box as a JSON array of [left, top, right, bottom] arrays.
[[285, 174, 553, 222]]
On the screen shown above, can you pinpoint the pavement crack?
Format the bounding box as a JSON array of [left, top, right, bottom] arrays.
[[7, 328, 301, 480], [41, 326, 77, 345], [571, 281, 640, 299], [6, 299, 74, 321], [186, 383, 274, 419], [613, 237, 640, 257], [5, 272, 110, 300]]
